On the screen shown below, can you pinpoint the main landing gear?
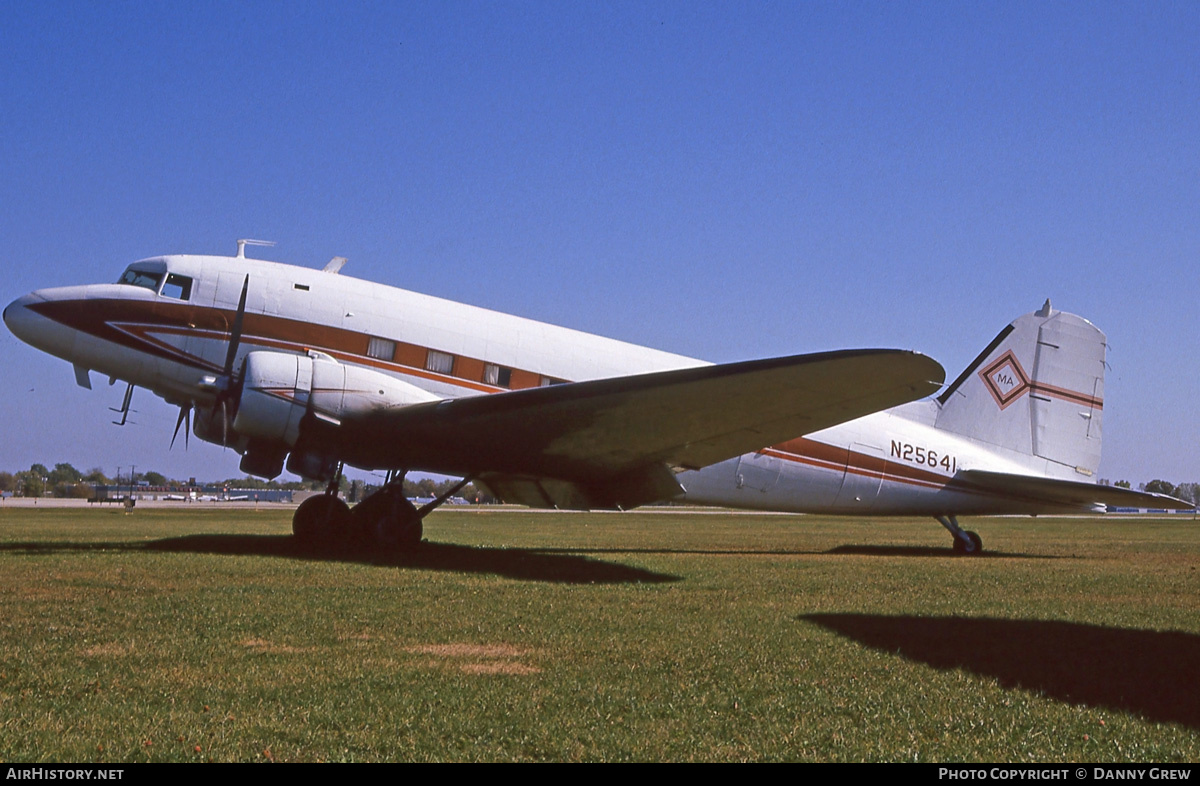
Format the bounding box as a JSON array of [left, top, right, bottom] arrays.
[[292, 468, 472, 553], [351, 485, 422, 550], [292, 493, 351, 550], [936, 514, 983, 556]]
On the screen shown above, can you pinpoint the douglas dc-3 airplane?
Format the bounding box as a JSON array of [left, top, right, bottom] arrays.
[[4, 241, 1189, 553]]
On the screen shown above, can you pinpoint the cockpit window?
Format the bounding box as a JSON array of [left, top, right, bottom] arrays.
[[161, 273, 193, 301], [117, 268, 163, 291]]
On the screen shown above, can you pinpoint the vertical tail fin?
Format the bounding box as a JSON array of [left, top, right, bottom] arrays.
[[935, 300, 1105, 478]]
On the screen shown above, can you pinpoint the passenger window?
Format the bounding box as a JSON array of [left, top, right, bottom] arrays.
[[367, 337, 395, 361], [425, 350, 455, 375], [161, 273, 193, 301], [484, 363, 512, 388]]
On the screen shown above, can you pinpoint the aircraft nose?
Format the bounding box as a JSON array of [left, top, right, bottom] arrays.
[[3, 292, 47, 346]]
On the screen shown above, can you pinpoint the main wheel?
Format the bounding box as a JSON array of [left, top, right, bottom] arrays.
[[293, 495, 351, 549], [352, 489, 423, 552]]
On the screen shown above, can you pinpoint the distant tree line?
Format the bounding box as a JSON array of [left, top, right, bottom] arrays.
[[1143, 480, 1200, 504], [0, 463, 494, 503], [399, 477, 494, 504], [0, 463, 105, 499], [1100, 478, 1200, 505]]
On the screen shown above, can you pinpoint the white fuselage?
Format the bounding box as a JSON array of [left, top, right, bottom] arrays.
[[4, 253, 1069, 516]]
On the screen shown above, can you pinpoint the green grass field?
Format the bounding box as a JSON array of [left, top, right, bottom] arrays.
[[0, 505, 1196, 762]]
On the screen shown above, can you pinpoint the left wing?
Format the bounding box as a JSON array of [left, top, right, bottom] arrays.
[[336, 349, 945, 508]]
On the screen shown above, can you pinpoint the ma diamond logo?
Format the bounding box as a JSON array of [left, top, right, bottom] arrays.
[[979, 351, 1031, 410]]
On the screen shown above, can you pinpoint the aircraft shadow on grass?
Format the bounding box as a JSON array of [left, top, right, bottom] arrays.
[[0, 539, 1056, 566], [0, 536, 676, 584], [822, 544, 1062, 559], [535, 544, 1059, 559], [803, 613, 1200, 729], [146, 535, 679, 585]]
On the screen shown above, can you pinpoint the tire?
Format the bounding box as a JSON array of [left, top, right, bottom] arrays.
[[352, 489, 423, 552], [952, 530, 984, 555], [293, 495, 351, 549]]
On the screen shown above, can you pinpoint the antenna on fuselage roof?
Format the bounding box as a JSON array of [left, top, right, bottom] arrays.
[[235, 238, 276, 259]]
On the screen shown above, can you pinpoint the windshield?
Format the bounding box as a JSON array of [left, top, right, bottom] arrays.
[[117, 268, 164, 291]]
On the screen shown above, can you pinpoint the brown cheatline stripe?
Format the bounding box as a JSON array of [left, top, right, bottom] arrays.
[[32, 298, 553, 395], [763, 437, 951, 490], [1028, 381, 1103, 409]]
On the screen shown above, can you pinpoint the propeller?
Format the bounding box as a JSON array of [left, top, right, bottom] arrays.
[[222, 276, 249, 381], [170, 404, 191, 450], [210, 276, 250, 448]]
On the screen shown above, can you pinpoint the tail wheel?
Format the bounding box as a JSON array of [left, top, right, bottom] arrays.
[[937, 515, 984, 556], [952, 530, 984, 555]]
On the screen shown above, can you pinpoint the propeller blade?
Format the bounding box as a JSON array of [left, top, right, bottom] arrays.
[[170, 405, 190, 450], [222, 276, 250, 378], [209, 276, 249, 452]]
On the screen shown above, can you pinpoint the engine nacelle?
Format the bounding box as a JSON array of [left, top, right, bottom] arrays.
[[285, 449, 340, 481], [232, 350, 440, 449], [192, 405, 248, 452]]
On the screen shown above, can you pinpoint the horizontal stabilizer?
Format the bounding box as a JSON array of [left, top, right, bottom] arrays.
[[959, 470, 1194, 512]]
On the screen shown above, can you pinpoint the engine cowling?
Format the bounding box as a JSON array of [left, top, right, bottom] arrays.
[[226, 350, 440, 477]]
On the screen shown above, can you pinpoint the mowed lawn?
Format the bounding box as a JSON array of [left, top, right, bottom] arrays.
[[0, 505, 1196, 762]]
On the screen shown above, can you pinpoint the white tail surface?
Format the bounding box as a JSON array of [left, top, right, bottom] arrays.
[[935, 300, 1105, 478]]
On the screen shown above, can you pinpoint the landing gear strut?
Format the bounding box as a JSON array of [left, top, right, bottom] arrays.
[[936, 514, 983, 555]]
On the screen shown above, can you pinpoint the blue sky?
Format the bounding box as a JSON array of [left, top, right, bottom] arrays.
[[1, 1, 1196, 485]]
